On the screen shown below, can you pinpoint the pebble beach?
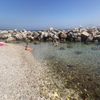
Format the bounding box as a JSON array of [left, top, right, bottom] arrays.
[[0, 43, 100, 100], [0, 44, 45, 100]]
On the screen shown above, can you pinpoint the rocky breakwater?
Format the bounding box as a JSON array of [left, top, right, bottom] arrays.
[[0, 27, 100, 44]]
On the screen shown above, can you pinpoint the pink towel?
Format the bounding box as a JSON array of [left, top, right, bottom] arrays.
[[0, 42, 6, 47]]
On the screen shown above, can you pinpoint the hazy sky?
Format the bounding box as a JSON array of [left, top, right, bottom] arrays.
[[0, 0, 100, 29]]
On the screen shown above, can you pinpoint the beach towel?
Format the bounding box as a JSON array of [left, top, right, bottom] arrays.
[[0, 42, 6, 47]]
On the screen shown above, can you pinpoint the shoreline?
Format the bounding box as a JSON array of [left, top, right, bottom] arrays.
[[0, 43, 80, 100], [0, 43, 100, 100]]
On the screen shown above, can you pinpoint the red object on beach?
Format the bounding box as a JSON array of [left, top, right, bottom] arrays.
[[25, 47, 33, 52], [0, 42, 6, 47]]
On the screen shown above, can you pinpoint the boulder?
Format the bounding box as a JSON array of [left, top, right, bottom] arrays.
[[15, 33, 23, 40], [5, 37, 16, 43], [59, 47, 65, 50], [81, 31, 89, 37]]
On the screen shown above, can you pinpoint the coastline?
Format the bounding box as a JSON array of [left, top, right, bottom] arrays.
[[0, 43, 81, 100], [0, 43, 100, 100]]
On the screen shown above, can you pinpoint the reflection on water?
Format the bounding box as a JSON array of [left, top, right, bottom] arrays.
[[32, 42, 100, 99]]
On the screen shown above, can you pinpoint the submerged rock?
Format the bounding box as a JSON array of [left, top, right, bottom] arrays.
[[67, 64, 75, 68], [33, 41, 40, 45], [74, 51, 82, 55], [91, 47, 100, 50], [59, 47, 65, 50], [67, 45, 73, 48]]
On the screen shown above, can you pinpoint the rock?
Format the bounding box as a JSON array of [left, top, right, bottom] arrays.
[[5, 37, 16, 43], [81, 31, 89, 37], [15, 33, 23, 40], [91, 47, 100, 50], [59, 47, 65, 50], [74, 51, 82, 55], [34, 41, 40, 45], [67, 45, 73, 48], [67, 64, 75, 68]]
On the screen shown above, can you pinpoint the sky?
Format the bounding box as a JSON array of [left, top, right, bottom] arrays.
[[0, 0, 100, 30]]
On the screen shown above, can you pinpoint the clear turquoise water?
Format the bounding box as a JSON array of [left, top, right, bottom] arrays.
[[31, 42, 100, 99], [32, 42, 100, 74]]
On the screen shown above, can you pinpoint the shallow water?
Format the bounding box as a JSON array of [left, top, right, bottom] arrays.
[[12, 41, 100, 99], [32, 43, 100, 73], [31, 42, 100, 99]]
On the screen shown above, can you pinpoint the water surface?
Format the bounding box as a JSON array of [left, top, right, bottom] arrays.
[[32, 43, 100, 99], [32, 42, 100, 73]]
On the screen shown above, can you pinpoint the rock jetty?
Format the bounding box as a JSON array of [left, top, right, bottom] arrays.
[[0, 27, 100, 44]]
